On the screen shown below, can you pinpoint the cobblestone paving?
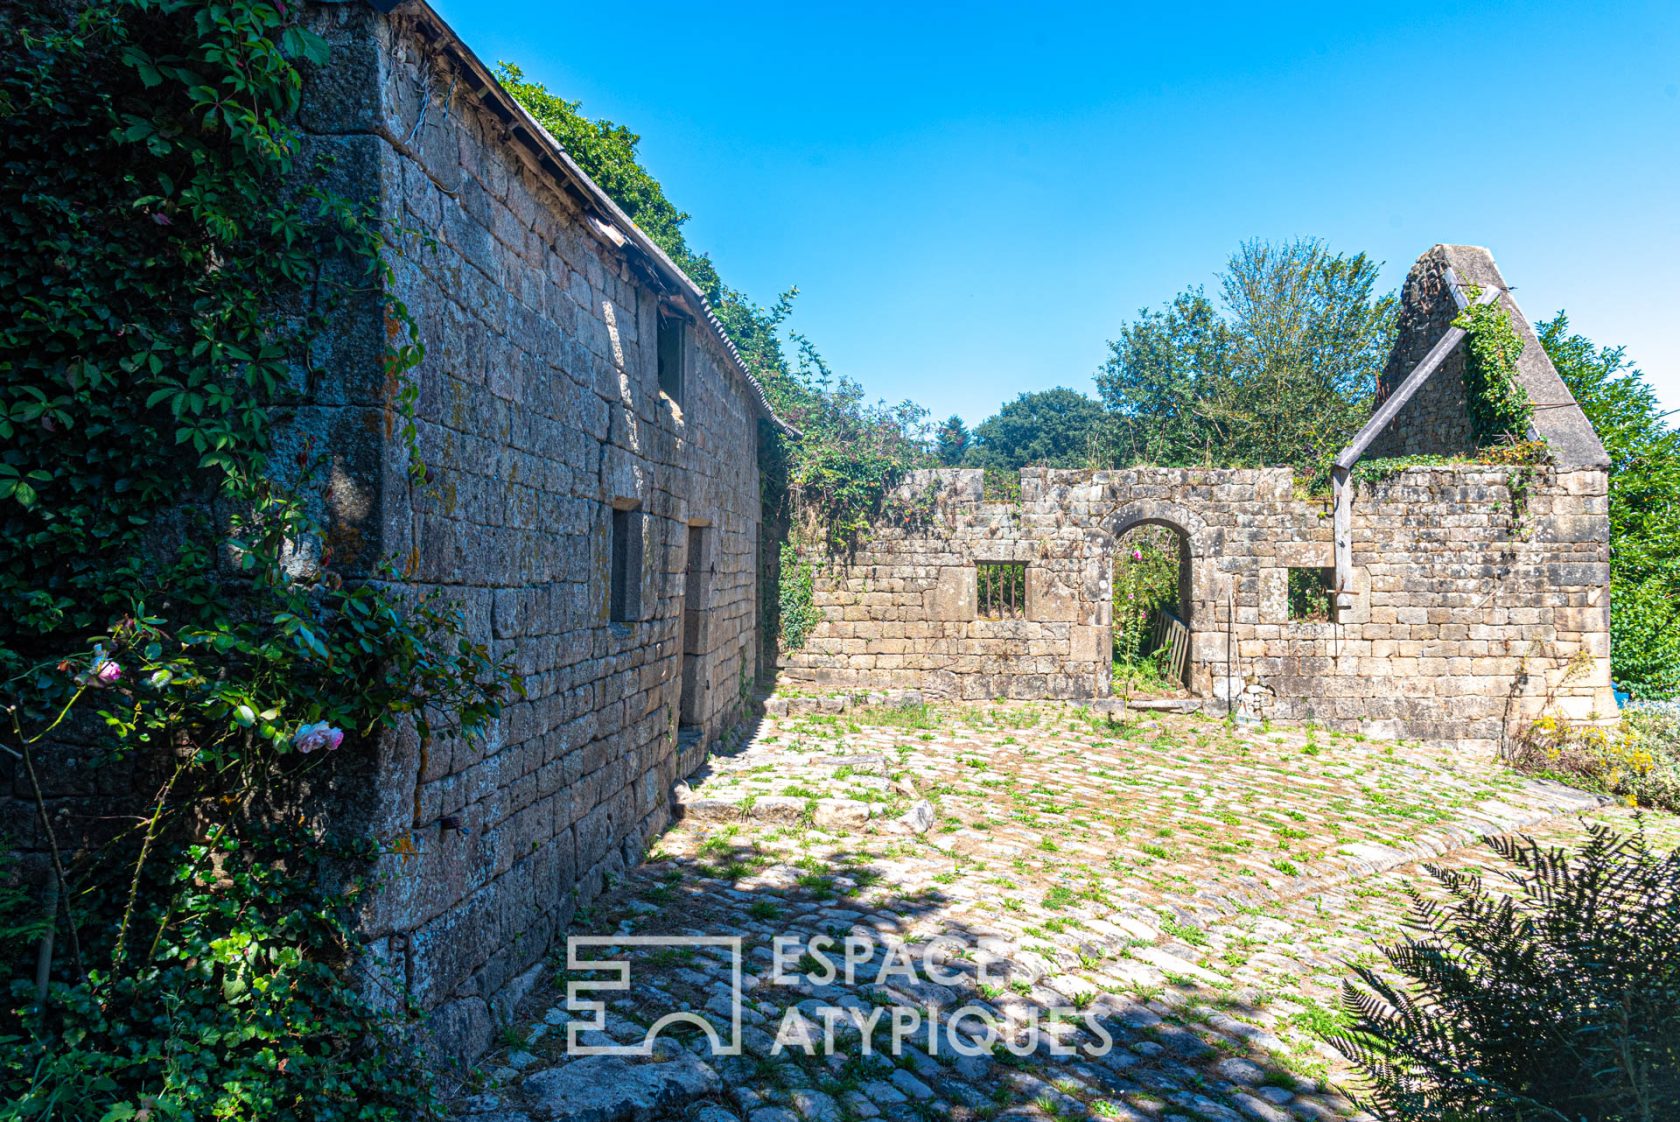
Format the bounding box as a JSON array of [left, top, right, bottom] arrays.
[[452, 700, 1660, 1122]]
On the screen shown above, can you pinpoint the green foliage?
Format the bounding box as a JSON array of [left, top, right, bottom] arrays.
[[1287, 568, 1333, 621], [0, 1, 514, 1116], [1096, 239, 1395, 479], [1112, 528, 1180, 668], [934, 414, 971, 466], [776, 543, 820, 652], [1453, 293, 1533, 446], [981, 467, 1022, 502], [779, 341, 929, 553], [0, 847, 49, 972], [6, 829, 433, 1122], [1540, 313, 1680, 699], [966, 387, 1110, 471], [1330, 822, 1680, 1121]]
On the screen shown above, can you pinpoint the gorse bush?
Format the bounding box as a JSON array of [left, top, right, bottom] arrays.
[[1330, 822, 1680, 1121], [1, 1, 513, 1117], [1509, 708, 1680, 815]]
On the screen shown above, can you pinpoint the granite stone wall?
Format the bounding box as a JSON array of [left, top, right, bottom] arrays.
[[779, 244, 1617, 748], [295, 3, 773, 1061], [778, 463, 1614, 745]]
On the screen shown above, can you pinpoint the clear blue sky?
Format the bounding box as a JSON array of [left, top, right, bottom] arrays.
[[431, 0, 1680, 427]]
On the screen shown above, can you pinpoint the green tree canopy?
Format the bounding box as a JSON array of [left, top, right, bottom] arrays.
[[1097, 238, 1396, 478], [967, 387, 1109, 471], [1540, 313, 1680, 698], [934, 414, 971, 465]]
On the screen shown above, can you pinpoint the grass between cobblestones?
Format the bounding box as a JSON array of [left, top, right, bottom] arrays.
[[455, 700, 1677, 1122]]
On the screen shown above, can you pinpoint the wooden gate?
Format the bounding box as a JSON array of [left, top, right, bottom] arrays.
[[1150, 609, 1192, 687]]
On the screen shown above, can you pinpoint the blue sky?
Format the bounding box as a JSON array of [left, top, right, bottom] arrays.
[[432, 0, 1680, 427]]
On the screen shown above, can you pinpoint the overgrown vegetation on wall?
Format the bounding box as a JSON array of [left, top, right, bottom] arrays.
[[1, 2, 512, 1116], [775, 544, 820, 653], [1454, 289, 1535, 445]]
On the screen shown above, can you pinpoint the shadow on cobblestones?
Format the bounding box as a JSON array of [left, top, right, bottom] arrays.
[[450, 699, 1637, 1122]]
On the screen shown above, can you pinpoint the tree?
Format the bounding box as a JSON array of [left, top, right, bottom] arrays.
[[1540, 314, 1680, 698], [1097, 238, 1396, 478], [934, 415, 971, 465], [966, 388, 1109, 471]]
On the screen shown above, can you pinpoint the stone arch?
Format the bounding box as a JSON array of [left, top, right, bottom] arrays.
[[1097, 499, 1216, 696], [1099, 500, 1210, 629]]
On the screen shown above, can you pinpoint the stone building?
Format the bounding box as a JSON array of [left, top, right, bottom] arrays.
[[4, 0, 1618, 1071], [296, 0, 789, 1058], [778, 245, 1616, 745]]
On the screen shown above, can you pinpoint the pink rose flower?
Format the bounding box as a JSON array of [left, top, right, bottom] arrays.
[[294, 721, 345, 754], [1131, 549, 1142, 562], [81, 645, 121, 687]]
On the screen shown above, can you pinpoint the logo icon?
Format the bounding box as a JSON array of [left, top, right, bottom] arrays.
[[565, 935, 743, 1056]]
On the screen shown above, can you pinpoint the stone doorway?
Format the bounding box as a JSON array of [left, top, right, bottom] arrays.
[[1112, 521, 1193, 695], [679, 524, 708, 735]]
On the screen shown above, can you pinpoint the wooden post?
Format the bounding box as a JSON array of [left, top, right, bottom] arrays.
[[1332, 464, 1353, 616]]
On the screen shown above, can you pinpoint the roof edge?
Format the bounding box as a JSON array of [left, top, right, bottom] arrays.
[[367, 0, 797, 436], [1428, 244, 1607, 471]]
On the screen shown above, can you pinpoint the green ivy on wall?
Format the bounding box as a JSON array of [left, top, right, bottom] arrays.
[[0, 2, 514, 1117], [1454, 289, 1535, 446], [776, 543, 821, 653]]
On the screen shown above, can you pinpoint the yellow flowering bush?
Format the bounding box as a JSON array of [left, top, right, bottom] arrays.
[[1510, 709, 1680, 811]]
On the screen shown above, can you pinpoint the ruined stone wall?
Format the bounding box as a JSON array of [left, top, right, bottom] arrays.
[[1368, 251, 1479, 459], [299, 5, 766, 1060], [778, 462, 1614, 746]]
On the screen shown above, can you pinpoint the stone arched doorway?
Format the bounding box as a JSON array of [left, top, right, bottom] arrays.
[[1102, 503, 1209, 696]]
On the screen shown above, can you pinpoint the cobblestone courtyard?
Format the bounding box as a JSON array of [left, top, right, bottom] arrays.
[[453, 700, 1670, 1122]]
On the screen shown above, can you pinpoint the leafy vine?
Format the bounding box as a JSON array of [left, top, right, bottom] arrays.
[[1, 2, 514, 1116], [1454, 288, 1535, 445]]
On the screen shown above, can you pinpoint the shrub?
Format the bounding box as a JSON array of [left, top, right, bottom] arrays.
[[1507, 709, 1680, 814], [1330, 822, 1680, 1121]]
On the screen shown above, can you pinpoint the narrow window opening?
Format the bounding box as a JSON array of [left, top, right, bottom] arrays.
[[610, 506, 643, 623], [1287, 567, 1336, 622], [657, 311, 685, 403], [976, 562, 1027, 620]]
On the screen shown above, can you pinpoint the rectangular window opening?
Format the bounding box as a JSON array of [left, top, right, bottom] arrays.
[[976, 562, 1027, 620], [1287, 567, 1336, 623], [610, 506, 643, 623], [657, 311, 685, 403]]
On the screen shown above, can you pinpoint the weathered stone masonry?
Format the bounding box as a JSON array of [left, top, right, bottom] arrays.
[[296, 1, 786, 1059], [779, 245, 1616, 745]]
